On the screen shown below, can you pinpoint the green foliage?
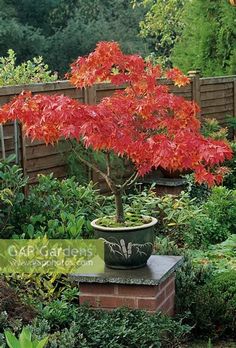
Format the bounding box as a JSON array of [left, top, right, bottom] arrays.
[[192, 234, 236, 274], [3, 327, 48, 348], [46, 0, 150, 74], [0, 17, 45, 65], [124, 186, 234, 248], [0, 49, 57, 86], [201, 118, 228, 141], [0, 297, 191, 348], [12, 174, 103, 239], [175, 254, 213, 316], [191, 271, 236, 338], [154, 236, 213, 316], [5, 273, 75, 303], [184, 174, 211, 204], [40, 300, 78, 329], [0, 156, 27, 238], [134, 0, 186, 66], [204, 186, 236, 235], [27, 307, 191, 348], [172, 0, 236, 76], [0, 0, 150, 75], [223, 142, 236, 189]]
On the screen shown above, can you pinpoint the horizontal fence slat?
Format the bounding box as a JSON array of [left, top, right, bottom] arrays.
[[200, 82, 233, 92], [201, 96, 233, 107], [200, 76, 236, 85], [201, 89, 233, 101], [28, 165, 68, 184], [26, 153, 67, 172]]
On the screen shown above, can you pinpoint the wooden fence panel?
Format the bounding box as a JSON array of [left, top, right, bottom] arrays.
[[200, 77, 235, 127], [0, 81, 85, 183]]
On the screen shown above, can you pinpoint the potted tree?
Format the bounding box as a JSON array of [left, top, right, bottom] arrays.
[[0, 42, 232, 269]]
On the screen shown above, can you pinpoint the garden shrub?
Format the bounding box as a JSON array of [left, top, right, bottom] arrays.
[[184, 173, 211, 204], [0, 274, 191, 347], [12, 174, 104, 239], [5, 273, 77, 304], [126, 186, 235, 248], [0, 49, 57, 86], [203, 186, 236, 236], [223, 141, 236, 189], [0, 306, 191, 348], [191, 234, 236, 274], [191, 271, 236, 338], [0, 156, 27, 238]]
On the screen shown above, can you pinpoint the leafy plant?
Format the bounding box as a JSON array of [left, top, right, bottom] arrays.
[[0, 156, 27, 238], [223, 142, 236, 189], [40, 300, 78, 329], [172, 0, 236, 76], [2, 327, 48, 348], [133, 0, 186, 67], [12, 174, 102, 239], [0, 41, 232, 224], [191, 271, 236, 338], [204, 186, 236, 236], [0, 49, 57, 86], [192, 234, 236, 274]]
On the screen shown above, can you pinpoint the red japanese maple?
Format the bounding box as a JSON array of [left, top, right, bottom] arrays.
[[0, 42, 232, 222]]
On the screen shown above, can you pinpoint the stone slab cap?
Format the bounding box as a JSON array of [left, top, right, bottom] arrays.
[[70, 255, 184, 286]]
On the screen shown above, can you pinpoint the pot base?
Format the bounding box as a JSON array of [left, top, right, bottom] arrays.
[[105, 262, 147, 270]]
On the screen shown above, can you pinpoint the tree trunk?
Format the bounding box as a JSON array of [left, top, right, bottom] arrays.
[[114, 189, 125, 223]]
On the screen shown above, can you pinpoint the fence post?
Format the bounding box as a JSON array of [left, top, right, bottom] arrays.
[[188, 70, 201, 118], [84, 85, 97, 105], [84, 85, 97, 181], [19, 124, 28, 194]]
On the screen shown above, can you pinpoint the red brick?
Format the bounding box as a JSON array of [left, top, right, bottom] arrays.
[[159, 275, 175, 291], [156, 289, 166, 304], [78, 274, 177, 314], [80, 295, 136, 309], [157, 291, 175, 314], [79, 283, 115, 295], [165, 278, 175, 297], [138, 298, 158, 311], [80, 295, 101, 307], [117, 284, 159, 297]]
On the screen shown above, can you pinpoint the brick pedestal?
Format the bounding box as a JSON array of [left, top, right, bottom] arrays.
[[71, 255, 183, 316]]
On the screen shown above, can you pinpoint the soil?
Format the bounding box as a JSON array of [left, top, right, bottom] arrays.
[[0, 279, 36, 323]]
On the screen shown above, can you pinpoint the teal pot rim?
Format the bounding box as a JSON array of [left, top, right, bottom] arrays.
[[91, 216, 157, 232]]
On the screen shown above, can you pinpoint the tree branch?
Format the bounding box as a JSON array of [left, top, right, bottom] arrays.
[[69, 141, 116, 193], [122, 171, 139, 190], [106, 152, 111, 177]]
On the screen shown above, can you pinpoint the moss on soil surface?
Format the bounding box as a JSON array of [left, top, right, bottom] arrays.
[[97, 214, 152, 228]]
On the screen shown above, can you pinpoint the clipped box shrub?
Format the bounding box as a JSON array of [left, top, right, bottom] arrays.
[[191, 271, 236, 338]]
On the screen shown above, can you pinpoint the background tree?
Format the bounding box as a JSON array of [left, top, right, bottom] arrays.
[[46, 0, 150, 74], [0, 0, 150, 76], [172, 0, 236, 76], [133, 0, 186, 67]]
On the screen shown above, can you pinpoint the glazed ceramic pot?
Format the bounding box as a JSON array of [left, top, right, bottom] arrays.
[[91, 216, 157, 269]]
